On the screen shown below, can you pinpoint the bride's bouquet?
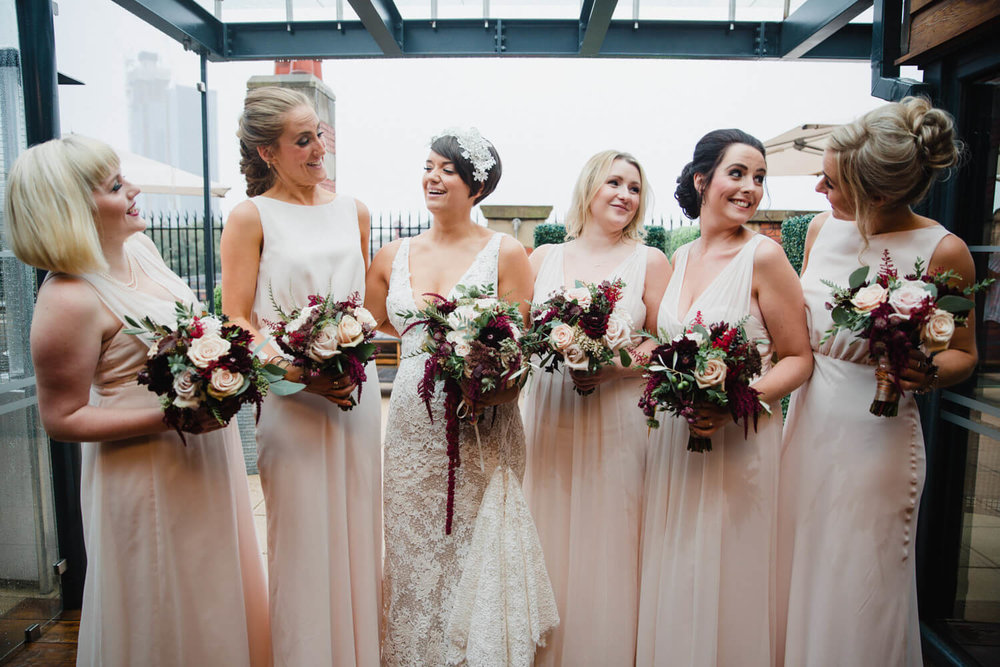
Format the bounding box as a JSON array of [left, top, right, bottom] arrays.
[[638, 312, 769, 452], [399, 284, 528, 534], [525, 279, 633, 395], [821, 250, 992, 416], [125, 302, 301, 443], [266, 291, 379, 409]]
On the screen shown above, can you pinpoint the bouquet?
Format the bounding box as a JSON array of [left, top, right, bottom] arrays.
[[821, 250, 993, 416], [266, 291, 378, 410], [638, 312, 769, 452], [398, 284, 528, 534], [525, 279, 633, 395], [125, 302, 301, 443]]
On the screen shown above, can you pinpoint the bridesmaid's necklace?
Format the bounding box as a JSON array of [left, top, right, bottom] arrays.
[[99, 253, 138, 289]]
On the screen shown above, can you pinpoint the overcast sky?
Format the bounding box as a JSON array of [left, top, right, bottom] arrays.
[[50, 0, 894, 223]]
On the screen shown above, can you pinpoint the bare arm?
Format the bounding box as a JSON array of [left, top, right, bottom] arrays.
[[898, 233, 978, 392], [497, 235, 534, 324], [364, 240, 401, 337], [799, 212, 830, 276], [356, 199, 372, 271], [31, 277, 169, 442], [220, 201, 269, 352]]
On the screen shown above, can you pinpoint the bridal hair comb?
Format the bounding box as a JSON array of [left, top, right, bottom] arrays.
[[432, 127, 497, 182]]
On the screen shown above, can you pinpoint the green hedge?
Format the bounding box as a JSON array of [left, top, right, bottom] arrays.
[[664, 225, 701, 258], [643, 226, 666, 254], [781, 214, 815, 275], [214, 284, 223, 313], [534, 223, 567, 247]]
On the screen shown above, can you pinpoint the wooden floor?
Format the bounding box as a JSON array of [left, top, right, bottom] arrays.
[[1, 607, 78, 667]]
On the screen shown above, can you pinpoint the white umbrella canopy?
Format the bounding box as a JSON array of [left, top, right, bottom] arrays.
[[116, 149, 230, 198], [763, 124, 837, 177]]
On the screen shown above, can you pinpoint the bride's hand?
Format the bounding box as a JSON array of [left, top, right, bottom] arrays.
[[460, 382, 520, 420]]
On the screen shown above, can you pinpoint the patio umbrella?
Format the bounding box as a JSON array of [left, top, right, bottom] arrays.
[[763, 124, 836, 177], [117, 149, 230, 198]]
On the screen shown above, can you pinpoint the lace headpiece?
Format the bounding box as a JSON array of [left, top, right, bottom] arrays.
[[432, 127, 497, 182]]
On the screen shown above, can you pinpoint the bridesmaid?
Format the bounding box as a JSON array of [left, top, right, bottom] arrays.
[[777, 98, 977, 666], [522, 150, 671, 665], [636, 130, 812, 667], [5, 136, 270, 666], [220, 87, 381, 666]]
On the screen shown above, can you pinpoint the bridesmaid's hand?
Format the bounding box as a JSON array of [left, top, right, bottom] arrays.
[[303, 369, 358, 408], [182, 406, 227, 435], [897, 349, 937, 394], [568, 348, 641, 393], [687, 402, 731, 439]]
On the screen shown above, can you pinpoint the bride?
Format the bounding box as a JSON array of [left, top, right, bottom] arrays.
[[365, 128, 556, 665]]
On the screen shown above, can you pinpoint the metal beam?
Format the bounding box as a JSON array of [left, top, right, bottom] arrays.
[[796, 23, 871, 61], [579, 0, 618, 56], [870, 0, 928, 100], [110, 0, 224, 56], [347, 0, 403, 56], [781, 0, 871, 59]]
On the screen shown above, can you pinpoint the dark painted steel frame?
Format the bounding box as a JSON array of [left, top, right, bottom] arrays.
[[780, 0, 872, 59]]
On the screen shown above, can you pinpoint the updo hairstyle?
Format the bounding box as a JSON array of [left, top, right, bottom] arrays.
[[565, 150, 650, 242], [429, 134, 502, 205], [829, 96, 960, 237], [675, 129, 765, 220], [5, 135, 119, 274], [237, 86, 313, 197]]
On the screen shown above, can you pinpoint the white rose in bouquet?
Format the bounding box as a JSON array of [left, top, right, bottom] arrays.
[[603, 313, 632, 351], [850, 284, 888, 313], [354, 306, 378, 330], [694, 357, 728, 390], [921, 308, 955, 354], [549, 323, 575, 351], [198, 315, 223, 337], [563, 343, 590, 371], [336, 315, 365, 348], [172, 369, 202, 408], [565, 286, 592, 309], [187, 333, 231, 368], [888, 280, 932, 319], [207, 367, 245, 399], [307, 322, 341, 361]]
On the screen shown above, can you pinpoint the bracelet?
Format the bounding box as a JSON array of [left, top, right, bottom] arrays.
[[266, 354, 291, 370]]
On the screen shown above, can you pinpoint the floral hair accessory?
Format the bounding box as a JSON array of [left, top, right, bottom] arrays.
[[433, 127, 497, 182]]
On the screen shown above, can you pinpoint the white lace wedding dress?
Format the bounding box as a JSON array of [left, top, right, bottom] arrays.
[[382, 233, 558, 666]]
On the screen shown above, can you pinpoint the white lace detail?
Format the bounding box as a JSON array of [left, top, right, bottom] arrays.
[[383, 234, 555, 665], [444, 466, 559, 666]]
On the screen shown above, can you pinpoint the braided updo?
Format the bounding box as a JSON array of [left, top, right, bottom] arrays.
[[675, 129, 765, 220], [829, 96, 960, 237], [237, 86, 313, 197]]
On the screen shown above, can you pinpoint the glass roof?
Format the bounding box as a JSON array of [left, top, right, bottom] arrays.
[[204, 0, 862, 24]]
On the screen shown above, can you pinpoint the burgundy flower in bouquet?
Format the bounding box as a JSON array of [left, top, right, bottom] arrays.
[[638, 312, 769, 452], [125, 302, 300, 443], [524, 279, 634, 395], [266, 291, 379, 410], [821, 250, 993, 416], [398, 284, 528, 534]]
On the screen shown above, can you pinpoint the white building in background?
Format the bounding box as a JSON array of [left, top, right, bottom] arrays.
[[127, 50, 220, 215]]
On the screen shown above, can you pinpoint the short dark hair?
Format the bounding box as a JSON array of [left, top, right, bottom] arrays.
[[675, 129, 765, 219], [430, 134, 502, 205]]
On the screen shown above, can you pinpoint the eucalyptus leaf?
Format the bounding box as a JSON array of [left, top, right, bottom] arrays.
[[831, 306, 851, 326], [848, 266, 870, 290], [619, 348, 632, 367], [270, 379, 306, 396], [936, 294, 975, 314]]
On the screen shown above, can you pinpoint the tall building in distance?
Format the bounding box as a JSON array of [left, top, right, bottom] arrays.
[[127, 51, 220, 213]]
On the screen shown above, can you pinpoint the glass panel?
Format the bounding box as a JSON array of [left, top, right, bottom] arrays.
[[0, 0, 62, 659], [956, 424, 1000, 622], [218, 0, 361, 23]]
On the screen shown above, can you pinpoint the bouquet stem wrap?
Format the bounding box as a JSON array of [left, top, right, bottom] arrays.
[[870, 355, 900, 417]]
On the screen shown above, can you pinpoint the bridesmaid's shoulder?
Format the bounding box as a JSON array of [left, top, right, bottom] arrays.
[[929, 227, 975, 282], [497, 232, 530, 260], [225, 199, 263, 231], [371, 237, 404, 269], [644, 244, 670, 273]]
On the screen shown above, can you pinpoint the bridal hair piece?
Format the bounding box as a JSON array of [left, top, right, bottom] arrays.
[[432, 127, 497, 182]]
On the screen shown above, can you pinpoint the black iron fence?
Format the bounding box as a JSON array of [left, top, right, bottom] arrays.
[[144, 210, 690, 300]]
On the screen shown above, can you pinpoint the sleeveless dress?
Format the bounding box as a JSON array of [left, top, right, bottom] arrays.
[[75, 233, 270, 667], [636, 234, 781, 667], [382, 233, 556, 666], [776, 217, 951, 667], [522, 241, 649, 666], [249, 196, 382, 666]]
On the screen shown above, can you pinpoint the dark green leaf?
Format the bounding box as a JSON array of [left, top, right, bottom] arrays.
[[848, 266, 870, 290], [936, 294, 975, 314]]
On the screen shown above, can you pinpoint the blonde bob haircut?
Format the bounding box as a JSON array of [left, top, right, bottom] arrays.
[[565, 150, 650, 242], [5, 135, 119, 274], [829, 96, 960, 239]]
